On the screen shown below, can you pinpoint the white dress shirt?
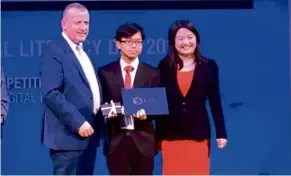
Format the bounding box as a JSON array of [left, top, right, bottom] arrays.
[[62, 32, 101, 115], [120, 57, 139, 88], [119, 57, 139, 130]]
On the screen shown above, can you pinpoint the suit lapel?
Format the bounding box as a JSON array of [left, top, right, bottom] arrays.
[[112, 61, 125, 90], [185, 63, 199, 99], [133, 62, 145, 88], [62, 37, 90, 89]]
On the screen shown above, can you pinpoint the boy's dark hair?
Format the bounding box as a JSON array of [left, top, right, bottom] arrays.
[[115, 22, 145, 41]]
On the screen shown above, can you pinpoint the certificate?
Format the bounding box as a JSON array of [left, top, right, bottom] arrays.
[[121, 87, 169, 116]]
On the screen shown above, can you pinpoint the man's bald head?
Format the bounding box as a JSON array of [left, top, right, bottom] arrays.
[[61, 3, 90, 44], [62, 3, 88, 20]]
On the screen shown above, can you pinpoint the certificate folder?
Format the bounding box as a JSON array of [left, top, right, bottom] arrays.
[[121, 87, 169, 116]]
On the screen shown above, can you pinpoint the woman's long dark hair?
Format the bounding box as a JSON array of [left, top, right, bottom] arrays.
[[164, 20, 207, 70]]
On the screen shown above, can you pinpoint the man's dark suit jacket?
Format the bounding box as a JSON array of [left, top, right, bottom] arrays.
[[98, 60, 160, 157], [1, 69, 9, 140], [155, 58, 227, 142], [40, 36, 103, 151], [1, 69, 9, 123]]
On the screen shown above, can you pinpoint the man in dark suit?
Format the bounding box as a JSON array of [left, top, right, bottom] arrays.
[[1, 68, 9, 140], [98, 22, 160, 175], [1, 69, 9, 125], [40, 3, 102, 175]]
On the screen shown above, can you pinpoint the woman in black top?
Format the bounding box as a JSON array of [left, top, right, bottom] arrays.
[[156, 20, 227, 175]]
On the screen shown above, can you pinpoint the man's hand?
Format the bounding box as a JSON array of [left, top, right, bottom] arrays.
[[133, 109, 147, 120], [78, 121, 94, 137]]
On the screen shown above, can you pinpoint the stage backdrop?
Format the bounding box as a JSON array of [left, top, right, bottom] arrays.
[[1, 0, 291, 175]]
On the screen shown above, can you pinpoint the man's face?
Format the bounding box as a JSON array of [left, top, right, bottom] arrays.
[[116, 32, 143, 60], [61, 8, 89, 44]]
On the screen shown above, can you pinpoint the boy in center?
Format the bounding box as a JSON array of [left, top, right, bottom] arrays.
[[98, 22, 160, 175]]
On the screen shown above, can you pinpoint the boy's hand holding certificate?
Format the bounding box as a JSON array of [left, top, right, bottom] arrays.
[[132, 109, 147, 120]]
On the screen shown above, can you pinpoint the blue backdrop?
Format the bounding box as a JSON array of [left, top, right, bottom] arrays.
[[1, 0, 291, 174]]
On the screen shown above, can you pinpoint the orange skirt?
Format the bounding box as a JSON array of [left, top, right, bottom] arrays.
[[161, 140, 210, 175]]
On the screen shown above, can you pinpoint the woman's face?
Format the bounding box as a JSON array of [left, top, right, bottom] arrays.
[[174, 27, 197, 56]]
